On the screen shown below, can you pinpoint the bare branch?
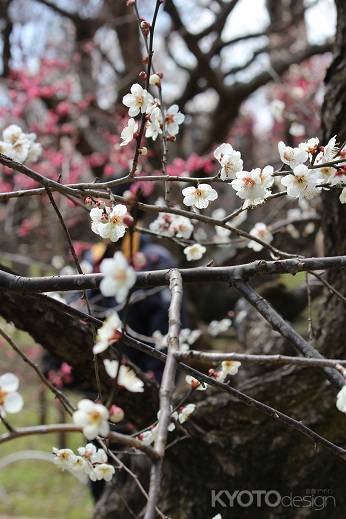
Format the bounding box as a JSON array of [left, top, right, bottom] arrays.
[[233, 280, 345, 389], [176, 350, 346, 369]]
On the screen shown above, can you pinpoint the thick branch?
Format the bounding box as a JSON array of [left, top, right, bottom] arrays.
[[1, 255, 346, 293]]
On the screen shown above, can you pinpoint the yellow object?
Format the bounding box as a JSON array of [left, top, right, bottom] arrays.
[[122, 230, 141, 258]]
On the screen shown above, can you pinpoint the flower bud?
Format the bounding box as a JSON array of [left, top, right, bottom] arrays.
[[139, 71, 148, 81], [123, 214, 134, 227], [149, 73, 161, 86], [140, 20, 151, 35], [109, 405, 125, 423], [84, 196, 93, 206]]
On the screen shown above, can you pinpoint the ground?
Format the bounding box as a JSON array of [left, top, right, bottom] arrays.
[[0, 322, 93, 519]]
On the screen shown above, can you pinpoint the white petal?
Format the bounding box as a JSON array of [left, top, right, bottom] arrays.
[[0, 373, 19, 392], [4, 392, 23, 413]]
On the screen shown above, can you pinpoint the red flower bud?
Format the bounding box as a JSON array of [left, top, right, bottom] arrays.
[[123, 214, 134, 227], [139, 71, 148, 81], [140, 20, 151, 35]]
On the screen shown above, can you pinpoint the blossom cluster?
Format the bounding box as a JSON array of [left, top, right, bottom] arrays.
[[121, 83, 184, 145], [53, 443, 115, 482], [0, 124, 42, 163], [185, 359, 241, 391], [137, 403, 196, 446], [0, 372, 23, 416]]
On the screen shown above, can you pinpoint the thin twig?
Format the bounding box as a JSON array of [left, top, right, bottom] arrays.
[[0, 326, 74, 414]]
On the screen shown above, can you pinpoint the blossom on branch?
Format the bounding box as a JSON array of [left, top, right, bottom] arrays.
[[281, 164, 321, 200], [185, 375, 207, 391], [103, 359, 144, 393], [120, 118, 138, 146], [73, 399, 109, 440], [165, 104, 185, 137], [178, 403, 196, 423], [145, 106, 163, 141], [122, 83, 151, 116], [248, 223, 273, 252], [231, 168, 272, 202], [90, 204, 130, 242], [214, 143, 243, 181], [278, 141, 308, 168], [93, 313, 122, 354], [182, 183, 218, 209], [184, 243, 206, 262], [99, 252, 136, 302]]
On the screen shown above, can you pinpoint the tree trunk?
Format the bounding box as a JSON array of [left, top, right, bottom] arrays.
[[317, 0, 346, 360]]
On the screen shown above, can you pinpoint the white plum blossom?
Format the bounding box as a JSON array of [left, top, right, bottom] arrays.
[[185, 375, 207, 391], [184, 243, 206, 262], [149, 213, 193, 239], [278, 141, 308, 168], [120, 118, 138, 146], [73, 399, 109, 440], [137, 425, 158, 446], [165, 104, 185, 137], [99, 252, 136, 302], [90, 204, 129, 242], [0, 372, 23, 416], [71, 456, 90, 473], [103, 359, 144, 393], [182, 183, 218, 209], [270, 99, 285, 122], [93, 313, 122, 354], [145, 106, 163, 141], [178, 403, 196, 424], [149, 213, 174, 236], [92, 464, 115, 482], [90, 448, 108, 464], [170, 215, 194, 239], [302, 137, 319, 155], [214, 143, 243, 181], [289, 122, 305, 137], [122, 83, 151, 116], [153, 328, 200, 353], [211, 208, 231, 240], [281, 165, 321, 200], [231, 169, 269, 202], [52, 448, 76, 470], [336, 385, 346, 414], [322, 135, 338, 161], [207, 318, 232, 337], [0, 125, 42, 163], [217, 360, 241, 382], [314, 136, 340, 184], [339, 187, 346, 204], [248, 223, 273, 252], [77, 443, 97, 460]]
